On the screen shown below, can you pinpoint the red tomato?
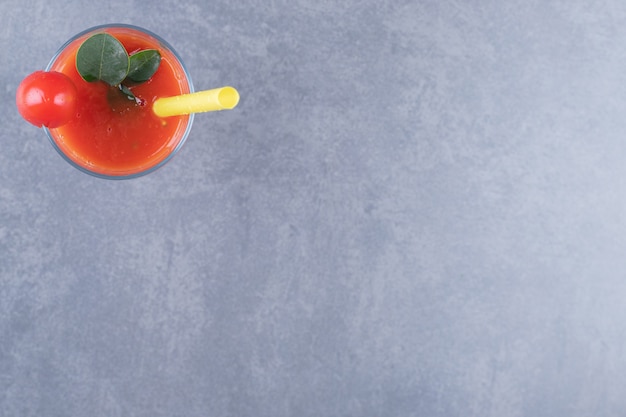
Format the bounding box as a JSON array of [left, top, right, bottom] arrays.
[[16, 71, 78, 128]]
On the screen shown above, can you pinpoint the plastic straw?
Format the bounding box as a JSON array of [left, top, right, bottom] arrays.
[[153, 86, 239, 117]]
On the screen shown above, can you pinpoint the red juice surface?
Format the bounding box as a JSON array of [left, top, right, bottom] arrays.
[[47, 27, 191, 177]]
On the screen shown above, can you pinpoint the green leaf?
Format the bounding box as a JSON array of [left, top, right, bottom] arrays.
[[126, 49, 161, 83], [76, 33, 129, 86], [118, 84, 136, 101]]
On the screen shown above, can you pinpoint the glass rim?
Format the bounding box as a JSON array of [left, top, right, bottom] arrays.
[[43, 23, 195, 180]]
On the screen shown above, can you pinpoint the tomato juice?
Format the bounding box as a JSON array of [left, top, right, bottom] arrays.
[[45, 25, 194, 178]]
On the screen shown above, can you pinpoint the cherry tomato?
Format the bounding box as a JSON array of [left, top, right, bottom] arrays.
[[16, 71, 78, 128]]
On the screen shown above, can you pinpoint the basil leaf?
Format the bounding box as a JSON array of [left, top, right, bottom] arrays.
[[118, 84, 136, 101], [76, 33, 129, 86], [126, 49, 161, 83]]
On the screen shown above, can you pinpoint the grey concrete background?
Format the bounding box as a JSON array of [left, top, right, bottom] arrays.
[[2, 1, 626, 416]]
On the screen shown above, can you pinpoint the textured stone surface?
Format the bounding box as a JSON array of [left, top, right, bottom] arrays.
[[3, 1, 626, 416]]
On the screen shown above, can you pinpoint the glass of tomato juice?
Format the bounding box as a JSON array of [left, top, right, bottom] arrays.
[[44, 24, 194, 179]]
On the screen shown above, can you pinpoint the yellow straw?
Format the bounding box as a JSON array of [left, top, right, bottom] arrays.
[[153, 86, 240, 118]]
